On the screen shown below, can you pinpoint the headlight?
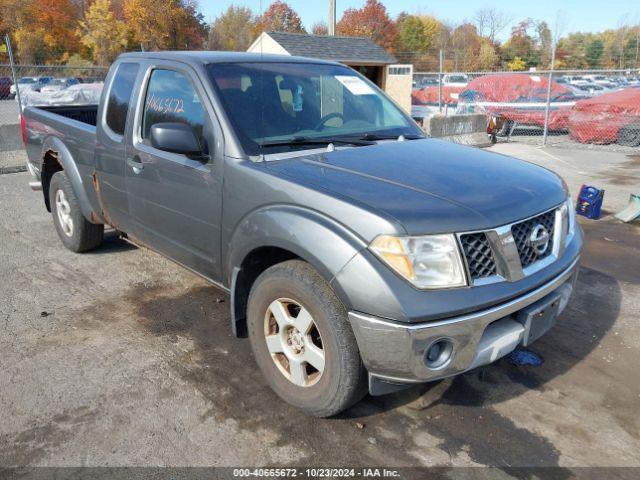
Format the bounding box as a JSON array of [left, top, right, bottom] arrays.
[[370, 234, 467, 289], [565, 196, 576, 244]]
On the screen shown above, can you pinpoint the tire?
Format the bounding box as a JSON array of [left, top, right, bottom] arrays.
[[617, 126, 640, 147], [247, 260, 367, 417], [49, 171, 104, 252]]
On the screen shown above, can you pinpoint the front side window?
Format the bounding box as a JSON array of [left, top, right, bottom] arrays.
[[141, 69, 206, 147], [208, 62, 420, 155], [105, 63, 140, 136]]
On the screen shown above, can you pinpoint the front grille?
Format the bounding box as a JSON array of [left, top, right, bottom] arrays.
[[459, 232, 497, 280], [511, 210, 556, 268]]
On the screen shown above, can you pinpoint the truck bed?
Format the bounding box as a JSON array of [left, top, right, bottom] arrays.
[[23, 105, 99, 203], [33, 105, 98, 126]]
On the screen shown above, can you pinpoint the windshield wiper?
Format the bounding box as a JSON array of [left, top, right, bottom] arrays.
[[355, 133, 425, 141], [259, 136, 375, 148]]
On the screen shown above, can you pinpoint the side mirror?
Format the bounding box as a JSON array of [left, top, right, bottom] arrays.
[[150, 122, 204, 157]]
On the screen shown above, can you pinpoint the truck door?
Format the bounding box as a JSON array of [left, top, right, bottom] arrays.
[[124, 64, 224, 282], [94, 62, 140, 231]]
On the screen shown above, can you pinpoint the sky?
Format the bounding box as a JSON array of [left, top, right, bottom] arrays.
[[199, 0, 639, 41]]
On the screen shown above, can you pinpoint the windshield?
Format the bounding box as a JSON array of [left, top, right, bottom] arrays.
[[19, 78, 35, 84], [207, 62, 420, 155]]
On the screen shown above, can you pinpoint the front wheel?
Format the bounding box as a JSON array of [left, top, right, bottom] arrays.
[[247, 260, 367, 417], [49, 171, 104, 252]]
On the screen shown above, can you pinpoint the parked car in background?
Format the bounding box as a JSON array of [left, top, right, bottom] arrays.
[[556, 78, 593, 98], [569, 87, 640, 146], [563, 75, 590, 86], [0, 76, 13, 99], [442, 74, 469, 87], [77, 77, 101, 84], [21, 51, 582, 417], [456, 73, 576, 133], [583, 75, 617, 89], [28, 76, 55, 92], [40, 77, 80, 95], [9, 77, 38, 99], [412, 85, 465, 119], [573, 83, 609, 95], [36, 76, 54, 85], [416, 77, 439, 88]]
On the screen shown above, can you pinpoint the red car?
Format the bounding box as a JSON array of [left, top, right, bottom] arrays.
[[0, 76, 14, 99], [457, 74, 576, 132], [569, 88, 640, 146]]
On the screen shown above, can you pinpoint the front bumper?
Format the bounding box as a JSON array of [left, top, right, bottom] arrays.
[[349, 256, 580, 394]]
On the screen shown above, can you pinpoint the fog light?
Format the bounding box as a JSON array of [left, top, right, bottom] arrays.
[[424, 339, 454, 369]]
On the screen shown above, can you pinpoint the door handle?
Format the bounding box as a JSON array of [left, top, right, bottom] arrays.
[[127, 156, 144, 174]]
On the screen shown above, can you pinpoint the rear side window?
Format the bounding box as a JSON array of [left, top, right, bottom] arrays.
[[105, 63, 139, 136], [141, 69, 206, 144]]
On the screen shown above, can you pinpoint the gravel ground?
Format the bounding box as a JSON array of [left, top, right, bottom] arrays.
[[0, 99, 19, 126], [0, 144, 639, 473], [0, 150, 27, 173]]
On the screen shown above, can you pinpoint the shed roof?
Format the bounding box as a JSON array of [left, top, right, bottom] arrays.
[[264, 31, 397, 65]]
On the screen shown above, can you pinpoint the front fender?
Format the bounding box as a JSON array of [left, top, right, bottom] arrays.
[[41, 136, 102, 224], [227, 204, 368, 306]]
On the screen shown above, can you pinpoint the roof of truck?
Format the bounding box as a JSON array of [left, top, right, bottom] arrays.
[[118, 51, 342, 66]]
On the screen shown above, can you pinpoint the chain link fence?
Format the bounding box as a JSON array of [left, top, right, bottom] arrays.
[[411, 68, 640, 152], [0, 64, 108, 131], [2, 62, 639, 154]]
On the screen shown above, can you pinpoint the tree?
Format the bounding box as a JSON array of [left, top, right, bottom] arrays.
[[585, 39, 604, 68], [0, 0, 23, 39], [557, 32, 589, 68], [395, 14, 448, 69], [78, 0, 129, 65], [396, 14, 428, 53], [65, 53, 96, 77], [311, 21, 329, 36], [450, 23, 481, 71], [474, 7, 510, 43], [10, 0, 82, 63], [477, 40, 498, 70], [208, 6, 256, 51], [258, 1, 305, 34], [124, 0, 206, 51], [502, 19, 536, 67], [337, 0, 397, 52], [507, 56, 526, 71], [534, 21, 553, 67]]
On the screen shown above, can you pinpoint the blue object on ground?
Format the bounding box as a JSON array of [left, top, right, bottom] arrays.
[[508, 349, 544, 366], [576, 185, 605, 220]]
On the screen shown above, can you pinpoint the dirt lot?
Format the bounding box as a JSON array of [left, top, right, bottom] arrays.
[[0, 145, 639, 473], [0, 99, 19, 126]]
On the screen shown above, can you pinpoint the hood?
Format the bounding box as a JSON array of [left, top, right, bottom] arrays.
[[264, 139, 566, 235]]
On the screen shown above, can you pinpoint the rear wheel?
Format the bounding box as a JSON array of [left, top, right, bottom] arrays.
[[49, 171, 104, 252], [247, 260, 367, 417], [617, 126, 640, 147]]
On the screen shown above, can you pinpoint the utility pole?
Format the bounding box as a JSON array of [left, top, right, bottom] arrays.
[[329, 0, 336, 36]]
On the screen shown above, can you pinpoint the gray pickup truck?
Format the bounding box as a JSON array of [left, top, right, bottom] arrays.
[[22, 52, 583, 417]]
